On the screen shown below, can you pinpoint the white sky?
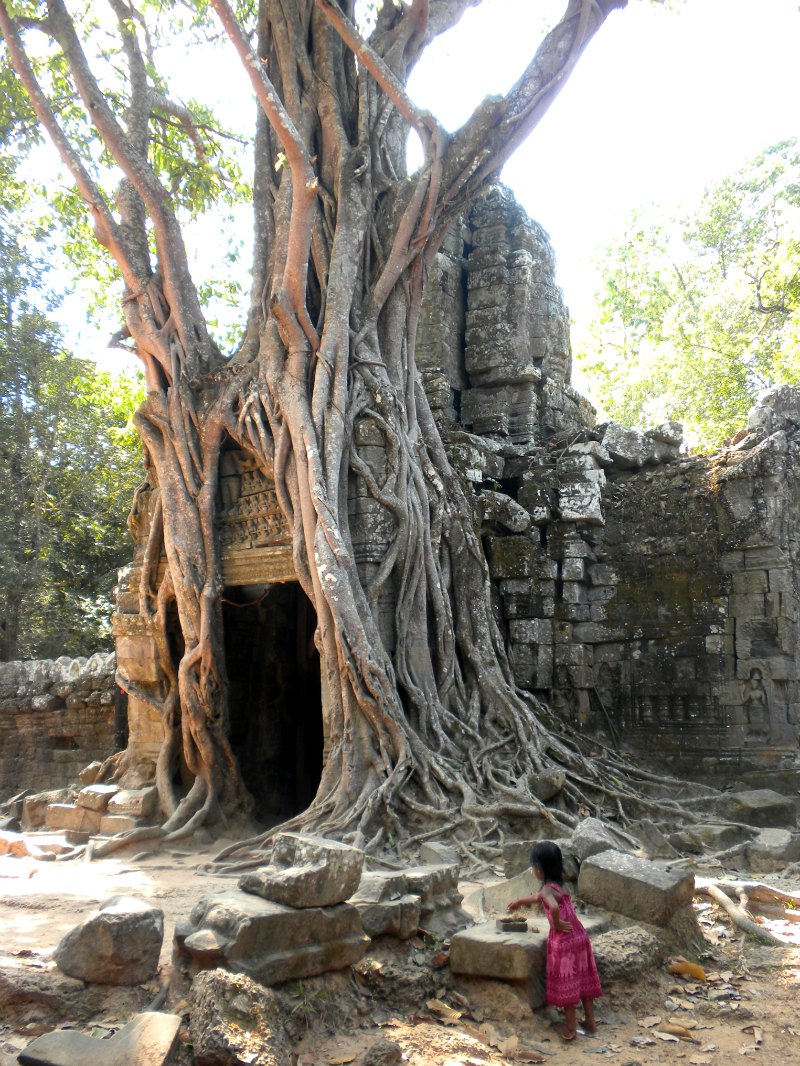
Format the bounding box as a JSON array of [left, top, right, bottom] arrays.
[[57, 0, 800, 377]]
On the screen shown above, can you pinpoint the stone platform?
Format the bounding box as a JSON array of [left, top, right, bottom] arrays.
[[449, 913, 609, 1009]]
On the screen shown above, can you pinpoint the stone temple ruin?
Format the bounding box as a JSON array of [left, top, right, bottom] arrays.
[[108, 182, 800, 824], [0, 182, 799, 821]]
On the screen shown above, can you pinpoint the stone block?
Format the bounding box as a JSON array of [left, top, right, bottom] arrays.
[[77, 761, 104, 786], [715, 789, 797, 828], [239, 833, 364, 908], [107, 787, 158, 819], [568, 818, 627, 863], [100, 814, 146, 835], [17, 1012, 181, 1066], [578, 850, 694, 925], [76, 784, 119, 812], [22, 790, 71, 830], [188, 968, 290, 1066], [509, 618, 552, 645], [602, 424, 658, 468], [185, 891, 368, 985], [485, 536, 541, 579], [747, 828, 800, 872], [419, 841, 461, 867], [450, 912, 608, 1008], [591, 925, 664, 984], [353, 896, 422, 940], [557, 474, 605, 525], [54, 896, 164, 985], [45, 804, 102, 835]]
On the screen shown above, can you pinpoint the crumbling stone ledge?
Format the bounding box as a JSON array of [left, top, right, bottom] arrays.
[[0, 653, 119, 798]]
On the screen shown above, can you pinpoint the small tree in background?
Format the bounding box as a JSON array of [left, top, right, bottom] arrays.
[[579, 140, 800, 450], [0, 218, 143, 660]]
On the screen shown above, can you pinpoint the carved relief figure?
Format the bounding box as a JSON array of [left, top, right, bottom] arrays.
[[743, 667, 770, 743]]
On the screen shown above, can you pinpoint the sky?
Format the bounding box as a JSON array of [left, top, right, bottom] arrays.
[[51, 0, 800, 378], [408, 0, 800, 342]]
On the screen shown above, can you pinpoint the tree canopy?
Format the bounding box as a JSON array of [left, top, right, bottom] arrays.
[[0, 216, 144, 661], [579, 139, 800, 449]]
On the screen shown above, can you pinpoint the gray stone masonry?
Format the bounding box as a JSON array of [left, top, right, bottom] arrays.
[[238, 832, 364, 908], [0, 654, 118, 798], [577, 850, 695, 926], [182, 890, 368, 986]]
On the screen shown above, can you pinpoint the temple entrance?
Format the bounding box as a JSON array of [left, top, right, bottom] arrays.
[[223, 581, 323, 825]]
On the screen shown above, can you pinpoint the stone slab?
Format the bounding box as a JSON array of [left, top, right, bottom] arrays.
[[578, 850, 694, 926], [240, 833, 364, 908], [107, 787, 158, 819], [18, 1012, 181, 1066], [76, 784, 119, 812], [44, 805, 102, 835], [353, 895, 421, 940], [716, 790, 797, 828], [450, 913, 608, 1009], [185, 890, 368, 986]]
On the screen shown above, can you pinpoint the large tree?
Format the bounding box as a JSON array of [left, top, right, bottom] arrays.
[[0, 0, 653, 859]]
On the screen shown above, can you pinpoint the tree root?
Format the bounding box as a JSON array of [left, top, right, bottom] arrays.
[[697, 881, 785, 946]]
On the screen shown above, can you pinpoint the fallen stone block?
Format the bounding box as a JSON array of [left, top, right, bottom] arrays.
[[76, 784, 119, 812], [578, 850, 694, 926], [569, 817, 629, 863], [44, 804, 102, 835], [184, 890, 368, 985], [77, 761, 104, 786], [22, 791, 71, 831], [189, 968, 290, 1066], [0, 830, 33, 858], [671, 822, 753, 853], [18, 1011, 180, 1066], [747, 828, 800, 872], [631, 819, 681, 860], [419, 840, 460, 868], [716, 790, 797, 829], [591, 925, 664, 983], [450, 912, 608, 1009], [602, 424, 657, 468], [239, 833, 364, 908], [353, 896, 421, 940], [402, 864, 471, 936], [107, 787, 159, 819], [99, 814, 147, 835], [54, 896, 164, 985]]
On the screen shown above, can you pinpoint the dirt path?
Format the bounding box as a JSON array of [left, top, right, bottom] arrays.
[[2, 847, 800, 1065]]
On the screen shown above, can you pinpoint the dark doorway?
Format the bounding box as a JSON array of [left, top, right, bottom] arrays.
[[223, 582, 323, 825]]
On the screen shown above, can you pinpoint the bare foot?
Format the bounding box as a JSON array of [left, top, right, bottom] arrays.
[[583, 1018, 598, 1034], [552, 1022, 576, 1042]]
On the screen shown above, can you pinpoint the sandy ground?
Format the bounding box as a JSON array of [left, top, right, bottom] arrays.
[[2, 843, 800, 1064]]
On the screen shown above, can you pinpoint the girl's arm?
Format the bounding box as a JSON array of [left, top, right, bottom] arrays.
[[507, 892, 541, 911], [540, 885, 572, 933]]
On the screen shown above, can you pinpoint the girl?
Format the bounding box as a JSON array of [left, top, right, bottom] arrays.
[[508, 840, 602, 1041]]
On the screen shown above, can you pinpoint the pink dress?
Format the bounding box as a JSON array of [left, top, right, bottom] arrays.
[[541, 882, 603, 1007]]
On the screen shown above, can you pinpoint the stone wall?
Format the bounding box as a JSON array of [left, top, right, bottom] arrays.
[[0, 653, 120, 799], [107, 180, 800, 789], [473, 388, 800, 780]]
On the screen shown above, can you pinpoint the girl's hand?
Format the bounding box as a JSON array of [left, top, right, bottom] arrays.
[[555, 918, 573, 933], [507, 898, 523, 912]]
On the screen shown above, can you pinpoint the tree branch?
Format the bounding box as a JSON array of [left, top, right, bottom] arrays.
[[316, 0, 443, 143], [0, 2, 142, 293], [440, 0, 627, 212], [210, 0, 318, 353], [45, 0, 216, 376]]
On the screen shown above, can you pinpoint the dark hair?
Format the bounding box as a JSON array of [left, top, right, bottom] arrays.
[[530, 841, 564, 885]]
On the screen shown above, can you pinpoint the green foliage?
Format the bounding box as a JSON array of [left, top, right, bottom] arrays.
[[0, 217, 144, 661], [579, 140, 800, 450]]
